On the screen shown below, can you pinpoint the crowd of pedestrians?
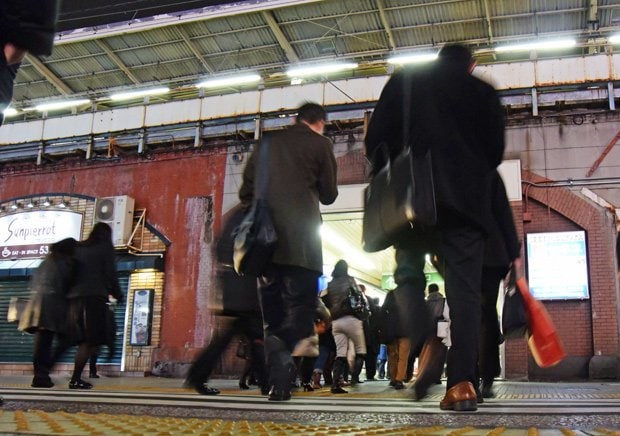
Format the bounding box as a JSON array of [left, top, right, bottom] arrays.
[[13, 39, 519, 413]]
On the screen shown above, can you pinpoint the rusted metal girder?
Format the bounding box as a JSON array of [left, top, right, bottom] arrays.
[[586, 130, 620, 177]]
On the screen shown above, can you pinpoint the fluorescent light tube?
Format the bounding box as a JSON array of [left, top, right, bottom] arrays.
[[2, 108, 18, 117], [286, 62, 358, 78], [110, 87, 170, 101], [495, 39, 576, 53], [387, 53, 438, 65], [35, 99, 91, 112], [196, 73, 261, 89]]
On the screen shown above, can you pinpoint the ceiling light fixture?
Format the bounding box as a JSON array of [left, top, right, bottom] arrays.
[[110, 87, 170, 101], [34, 99, 91, 112], [196, 73, 261, 89], [387, 52, 438, 65], [609, 34, 620, 44], [286, 62, 358, 78], [3, 107, 18, 117], [494, 38, 576, 53]]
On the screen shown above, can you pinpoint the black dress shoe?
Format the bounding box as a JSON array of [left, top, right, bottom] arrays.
[[31, 379, 54, 388], [69, 379, 93, 390], [481, 380, 494, 398], [195, 383, 220, 395], [330, 385, 348, 394], [268, 386, 291, 401]]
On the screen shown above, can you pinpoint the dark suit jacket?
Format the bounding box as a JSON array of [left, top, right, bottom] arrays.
[[483, 171, 521, 270], [365, 59, 505, 230], [239, 123, 338, 272]]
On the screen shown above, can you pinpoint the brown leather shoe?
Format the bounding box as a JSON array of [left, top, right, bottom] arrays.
[[439, 381, 478, 411]]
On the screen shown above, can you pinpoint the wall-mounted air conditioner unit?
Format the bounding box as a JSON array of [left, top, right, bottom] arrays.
[[94, 195, 135, 246]]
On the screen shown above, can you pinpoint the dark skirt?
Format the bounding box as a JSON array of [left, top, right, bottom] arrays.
[[66, 296, 109, 346]]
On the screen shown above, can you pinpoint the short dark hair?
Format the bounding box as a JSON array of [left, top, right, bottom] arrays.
[[438, 44, 473, 70], [296, 102, 327, 125], [332, 259, 348, 278], [428, 283, 439, 293]]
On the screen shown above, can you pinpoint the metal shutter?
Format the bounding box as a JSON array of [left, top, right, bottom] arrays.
[[0, 276, 129, 364], [0, 280, 35, 363]]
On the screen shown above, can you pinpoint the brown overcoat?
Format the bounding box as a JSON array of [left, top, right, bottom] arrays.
[[239, 123, 338, 272]]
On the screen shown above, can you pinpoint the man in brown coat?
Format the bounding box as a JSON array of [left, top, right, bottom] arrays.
[[239, 102, 338, 401]]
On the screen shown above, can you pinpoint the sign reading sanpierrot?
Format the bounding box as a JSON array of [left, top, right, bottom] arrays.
[[0, 210, 83, 260]]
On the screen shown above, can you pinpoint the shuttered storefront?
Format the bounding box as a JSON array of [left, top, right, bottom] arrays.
[[0, 275, 129, 364]]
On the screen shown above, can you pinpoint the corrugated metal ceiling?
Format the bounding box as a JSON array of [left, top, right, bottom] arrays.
[[8, 0, 620, 111]]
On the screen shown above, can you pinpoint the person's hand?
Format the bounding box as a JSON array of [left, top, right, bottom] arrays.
[[3, 43, 27, 65], [512, 257, 524, 278]]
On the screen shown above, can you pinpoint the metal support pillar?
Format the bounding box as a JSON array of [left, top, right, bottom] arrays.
[[194, 123, 202, 148], [86, 134, 94, 159], [138, 128, 147, 154], [36, 143, 44, 166]]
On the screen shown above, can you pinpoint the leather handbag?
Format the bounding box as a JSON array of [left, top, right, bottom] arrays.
[[233, 138, 278, 276], [501, 265, 527, 339], [362, 77, 436, 253]]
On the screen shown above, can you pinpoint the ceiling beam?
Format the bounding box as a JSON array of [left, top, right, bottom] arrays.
[[481, 0, 495, 43], [261, 10, 300, 63], [376, 0, 396, 51], [24, 54, 72, 95], [95, 40, 141, 85], [176, 27, 215, 74]]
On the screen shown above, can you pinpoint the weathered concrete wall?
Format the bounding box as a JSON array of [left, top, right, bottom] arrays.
[[505, 112, 620, 207], [0, 148, 228, 368]]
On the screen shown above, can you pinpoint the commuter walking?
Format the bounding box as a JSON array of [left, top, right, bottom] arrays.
[[322, 260, 367, 394], [61, 223, 124, 390], [381, 288, 410, 390], [19, 238, 77, 388], [239, 102, 338, 401], [365, 44, 505, 411], [361, 286, 381, 381], [478, 171, 521, 398], [186, 204, 267, 396]]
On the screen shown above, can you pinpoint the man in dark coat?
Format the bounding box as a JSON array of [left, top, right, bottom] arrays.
[[239, 102, 338, 401], [364, 44, 505, 411], [0, 0, 60, 124], [478, 171, 521, 398]]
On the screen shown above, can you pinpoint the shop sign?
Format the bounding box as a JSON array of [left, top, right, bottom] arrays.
[[0, 210, 83, 260]]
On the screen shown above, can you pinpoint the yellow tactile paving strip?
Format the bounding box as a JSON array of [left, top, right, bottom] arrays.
[[0, 410, 617, 435]]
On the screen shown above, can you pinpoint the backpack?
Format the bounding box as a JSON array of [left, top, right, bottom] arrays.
[[342, 283, 369, 320]]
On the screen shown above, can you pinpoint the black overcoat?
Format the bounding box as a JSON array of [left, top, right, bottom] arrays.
[[365, 59, 505, 230]]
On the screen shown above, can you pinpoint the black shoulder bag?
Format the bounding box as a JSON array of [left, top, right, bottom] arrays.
[[233, 138, 278, 276], [362, 76, 437, 252]]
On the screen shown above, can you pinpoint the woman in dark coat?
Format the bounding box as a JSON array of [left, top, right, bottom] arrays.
[[63, 223, 123, 389], [19, 238, 77, 388]]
